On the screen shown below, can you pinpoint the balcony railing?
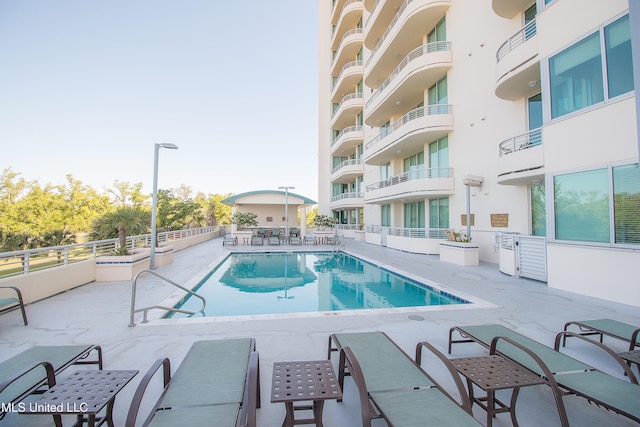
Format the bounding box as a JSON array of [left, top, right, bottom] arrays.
[[498, 127, 542, 156], [332, 60, 364, 91], [332, 28, 363, 65], [332, 125, 363, 146], [366, 0, 415, 67], [366, 225, 447, 239], [365, 104, 452, 150], [332, 158, 364, 174], [331, 92, 364, 118], [331, 192, 364, 202], [0, 226, 220, 278], [367, 42, 451, 108], [366, 167, 452, 191], [497, 20, 536, 62], [364, 0, 382, 27]]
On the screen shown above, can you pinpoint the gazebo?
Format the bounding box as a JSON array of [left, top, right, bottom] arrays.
[[221, 190, 316, 238]]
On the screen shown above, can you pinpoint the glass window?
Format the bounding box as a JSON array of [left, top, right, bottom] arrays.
[[613, 164, 640, 244], [380, 162, 391, 180], [381, 205, 391, 227], [427, 17, 446, 43], [549, 33, 603, 118], [428, 76, 448, 105], [528, 93, 543, 130], [531, 184, 546, 236], [554, 169, 610, 242], [429, 198, 449, 230], [403, 152, 424, 179], [404, 202, 425, 228], [429, 137, 449, 178], [605, 15, 634, 98]]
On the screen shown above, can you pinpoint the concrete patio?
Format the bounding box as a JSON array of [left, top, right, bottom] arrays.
[[1, 237, 638, 426]]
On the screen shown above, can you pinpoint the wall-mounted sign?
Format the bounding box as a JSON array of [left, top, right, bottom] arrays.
[[491, 213, 509, 227], [461, 214, 475, 226]]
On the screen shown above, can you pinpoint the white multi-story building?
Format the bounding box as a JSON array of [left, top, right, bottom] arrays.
[[318, 0, 640, 306]]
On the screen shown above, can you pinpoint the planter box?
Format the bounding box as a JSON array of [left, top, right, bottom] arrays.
[[153, 245, 174, 267], [354, 230, 365, 241], [439, 242, 479, 266], [95, 250, 150, 282]]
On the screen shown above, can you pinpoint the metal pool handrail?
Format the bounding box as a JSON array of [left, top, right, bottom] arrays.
[[129, 269, 206, 326]]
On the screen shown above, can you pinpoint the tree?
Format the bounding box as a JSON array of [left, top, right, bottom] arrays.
[[108, 180, 147, 208], [230, 212, 258, 230], [156, 189, 201, 230], [90, 207, 151, 252]]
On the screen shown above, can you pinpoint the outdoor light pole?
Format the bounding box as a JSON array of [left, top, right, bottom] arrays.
[[150, 143, 179, 269], [278, 186, 295, 237]]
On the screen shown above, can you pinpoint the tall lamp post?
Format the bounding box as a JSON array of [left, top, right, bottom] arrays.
[[150, 143, 179, 269], [278, 186, 295, 237]]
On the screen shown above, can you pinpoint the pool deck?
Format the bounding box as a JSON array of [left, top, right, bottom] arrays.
[[1, 237, 639, 426]]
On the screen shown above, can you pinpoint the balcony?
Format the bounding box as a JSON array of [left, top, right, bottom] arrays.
[[365, 0, 451, 89], [331, 92, 364, 127], [330, 192, 364, 209], [497, 128, 545, 185], [364, 0, 404, 50], [331, 0, 363, 27], [492, 0, 531, 19], [364, 42, 452, 125], [331, 0, 364, 51], [331, 125, 364, 155], [332, 60, 364, 102], [364, 105, 453, 165], [495, 20, 540, 101], [365, 168, 454, 203], [331, 28, 364, 75], [331, 158, 364, 183]]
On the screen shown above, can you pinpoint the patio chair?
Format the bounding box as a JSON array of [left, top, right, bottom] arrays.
[[303, 235, 316, 245], [289, 227, 299, 238], [126, 338, 259, 427], [0, 345, 103, 419], [328, 332, 481, 427], [271, 227, 281, 238], [267, 236, 280, 245], [326, 235, 339, 245], [0, 286, 28, 326], [448, 324, 640, 426], [256, 228, 266, 238], [561, 318, 640, 377], [223, 236, 238, 246], [289, 236, 302, 245], [250, 235, 264, 246]]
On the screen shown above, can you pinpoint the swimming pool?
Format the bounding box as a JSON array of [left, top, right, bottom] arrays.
[[168, 252, 469, 318]]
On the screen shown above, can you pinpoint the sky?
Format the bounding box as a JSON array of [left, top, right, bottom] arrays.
[[0, 1, 319, 202]]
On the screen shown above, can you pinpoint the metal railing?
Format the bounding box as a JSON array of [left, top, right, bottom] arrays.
[[331, 125, 363, 147], [365, 226, 448, 239], [331, 60, 364, 91], [498, 128, 542, 156], [332, 158, 363, 174], [332, 92, 364, 118], [365, 104, 452, 150], [366, 41, 451, 109], [497, 19, 536, 62], [332, 28, 363, 65], [331, 192, 364, 202], [366, 0, 416, 67], [129, 269, 206, 326], [364, 0, 382, 28], [0, 226, 220, 279], [332, 0, 363, 31], [366, 167, 453, 191]]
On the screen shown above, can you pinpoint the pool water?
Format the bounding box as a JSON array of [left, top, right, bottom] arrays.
[[169, 252, 468, 318]]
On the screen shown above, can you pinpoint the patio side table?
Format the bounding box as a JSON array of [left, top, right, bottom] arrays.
[[21, 369, 138, 427], [452, 355, 545, 427], [271, 360, 342, 427]]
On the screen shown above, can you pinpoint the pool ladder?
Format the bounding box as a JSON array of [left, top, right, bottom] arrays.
[[129, 269, 207, 326]]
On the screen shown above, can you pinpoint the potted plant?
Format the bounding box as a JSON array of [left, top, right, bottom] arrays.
[[439, 229, 479, 266]]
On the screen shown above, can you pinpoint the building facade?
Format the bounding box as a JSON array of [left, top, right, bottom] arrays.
[[318, 0, 639, 306]]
